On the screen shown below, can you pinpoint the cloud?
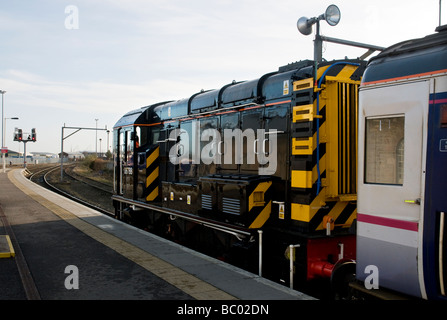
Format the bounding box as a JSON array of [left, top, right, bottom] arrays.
[[1, 0, 443, 154], [0, 69, 216, 116]]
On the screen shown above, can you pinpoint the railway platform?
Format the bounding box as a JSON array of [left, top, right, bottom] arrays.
[[0, 168, 314, 302]]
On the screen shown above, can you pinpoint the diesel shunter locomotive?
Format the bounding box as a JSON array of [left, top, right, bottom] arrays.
[[112, 58, 365, 295], [112, 23, 447, 299]]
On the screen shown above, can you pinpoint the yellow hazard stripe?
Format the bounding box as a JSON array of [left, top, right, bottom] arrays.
[[325, 64, 358, 83], [292, 198, 356, 230], [248, 181, 272, 212], [292, 153, 328, 188], [146, 167, 159, 188], [146, 147, 159, 168], [146, 186, 159, 201], [315, 201, 347, 230], [249, 201, 272, 229]]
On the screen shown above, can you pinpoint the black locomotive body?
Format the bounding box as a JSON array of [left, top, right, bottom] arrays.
[[112, 59, 365, 291]]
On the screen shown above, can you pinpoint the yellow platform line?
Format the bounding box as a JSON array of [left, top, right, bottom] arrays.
[[8, 170, 236, 300], [0, 235, 15, 258]]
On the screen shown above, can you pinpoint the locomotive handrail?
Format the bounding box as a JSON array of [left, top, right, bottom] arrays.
[[440, 211, 445, 296], [112, 195, 252, 238]]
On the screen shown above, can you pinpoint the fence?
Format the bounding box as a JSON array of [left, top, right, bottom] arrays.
[[6, 157, 68, 166]]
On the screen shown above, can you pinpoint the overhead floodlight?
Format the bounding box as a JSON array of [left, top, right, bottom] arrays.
[[297, 16, 313, 36], [297, 4, 384, 63], [324, 4, 341, 26], [297, 4, 341, 35]]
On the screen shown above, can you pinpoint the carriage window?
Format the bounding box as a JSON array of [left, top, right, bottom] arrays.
[[441, 105, 447, 128], [365, 116, 405, 185]]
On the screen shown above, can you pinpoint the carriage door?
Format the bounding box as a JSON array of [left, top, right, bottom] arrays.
[[357, 80, 429, 298]]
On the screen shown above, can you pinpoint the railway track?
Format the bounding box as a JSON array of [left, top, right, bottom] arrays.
[[27, 164, 114, 217]]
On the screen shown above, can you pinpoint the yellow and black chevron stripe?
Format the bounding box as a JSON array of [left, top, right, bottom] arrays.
[[248, 181, 273, 229], [289, 63, 362, 233], [146, 146, 160, 202], [291, 195, 357, 232]]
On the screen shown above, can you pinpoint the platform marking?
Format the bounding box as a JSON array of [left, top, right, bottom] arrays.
[[0, 235, 15, 258], [8, 169, 236, 300], [0, 194, 40, 299]]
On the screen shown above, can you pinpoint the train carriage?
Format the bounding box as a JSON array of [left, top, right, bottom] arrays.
[[357, 26, 447, 299]]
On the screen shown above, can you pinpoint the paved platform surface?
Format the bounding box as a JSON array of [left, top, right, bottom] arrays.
[[0, 168, 314, 301]]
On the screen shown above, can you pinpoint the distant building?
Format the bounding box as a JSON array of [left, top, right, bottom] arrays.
[[58, 152, 68, 159], [4, 149, 20, 157], [30, 152, 58, 159], [67, 152, 85, 160]]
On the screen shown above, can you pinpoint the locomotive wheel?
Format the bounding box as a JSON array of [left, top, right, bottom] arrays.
[[330, 260, 356, 300]]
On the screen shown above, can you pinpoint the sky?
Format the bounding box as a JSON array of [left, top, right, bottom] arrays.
[[0, 0, 445, 155]]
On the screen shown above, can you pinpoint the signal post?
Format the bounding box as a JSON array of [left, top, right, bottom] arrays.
[[14, 128, 37, 168]]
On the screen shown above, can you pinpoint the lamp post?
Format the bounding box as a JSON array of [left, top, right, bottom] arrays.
[[106, 130, 110, 155], [1, 90, 6, 173], [3, 117, 19, 170], [95, 118, 99, 156]]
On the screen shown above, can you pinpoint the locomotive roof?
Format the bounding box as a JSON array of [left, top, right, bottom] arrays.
[[113, 101, 172, 128], [113, 107, 147, 128], [362, 25, 447, 84], [113, 58, 363, 129], [149, 63, 314, 121]]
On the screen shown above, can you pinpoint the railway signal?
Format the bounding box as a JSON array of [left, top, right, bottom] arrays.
[[13, 127, 37, 168], [13, 128, 36, 142]]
